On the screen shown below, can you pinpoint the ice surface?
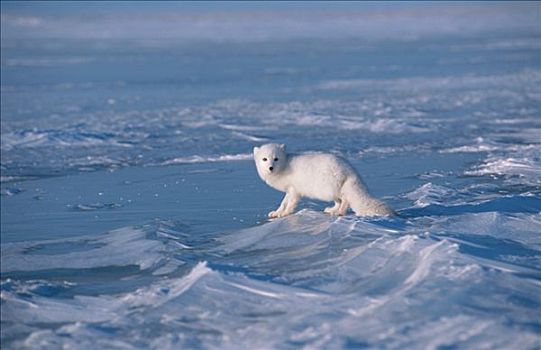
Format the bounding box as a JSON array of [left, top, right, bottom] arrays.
[[1, 2, 541, 349]]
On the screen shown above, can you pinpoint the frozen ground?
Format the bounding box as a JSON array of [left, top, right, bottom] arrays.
[[1, 2, 541, 349]]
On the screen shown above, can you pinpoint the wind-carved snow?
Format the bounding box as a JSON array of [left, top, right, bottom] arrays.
[[2, 210, 540, 349]]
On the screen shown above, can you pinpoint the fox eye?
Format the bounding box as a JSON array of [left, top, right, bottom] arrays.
[[274, 158, 278, 161], [262, 158, 267, 161]]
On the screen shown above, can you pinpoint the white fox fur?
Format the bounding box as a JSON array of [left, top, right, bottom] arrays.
[[253, 143, 394, 218]]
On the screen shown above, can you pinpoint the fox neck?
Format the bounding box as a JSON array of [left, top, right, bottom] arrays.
[[260, 168, 290, 192]]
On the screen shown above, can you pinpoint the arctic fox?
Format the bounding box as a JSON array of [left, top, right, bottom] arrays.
[[253, 143, 394, 218]]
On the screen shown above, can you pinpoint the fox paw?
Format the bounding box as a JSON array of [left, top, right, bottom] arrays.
[[324, 207, 341, 216], [268, 210, 291, 218], [268, 210, 280, 218]]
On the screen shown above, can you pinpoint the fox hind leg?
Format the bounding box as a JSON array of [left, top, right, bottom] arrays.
[[337, 198, 349, 216], [324, 200, 342, 215]]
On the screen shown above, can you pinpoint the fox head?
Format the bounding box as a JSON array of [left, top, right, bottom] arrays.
[[253, 143, 287, 179]]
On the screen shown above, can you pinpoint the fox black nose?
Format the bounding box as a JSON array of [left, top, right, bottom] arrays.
[[269, 166, 274, 171]]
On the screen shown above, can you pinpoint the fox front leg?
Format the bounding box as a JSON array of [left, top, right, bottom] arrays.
[[268, 192, 290, 218], [281, 192, 299, 216], [268, 191, 299, 218]]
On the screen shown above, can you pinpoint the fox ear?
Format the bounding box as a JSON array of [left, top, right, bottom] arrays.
[[279, 144, 286, 151], [253, 146, 260, 155]]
